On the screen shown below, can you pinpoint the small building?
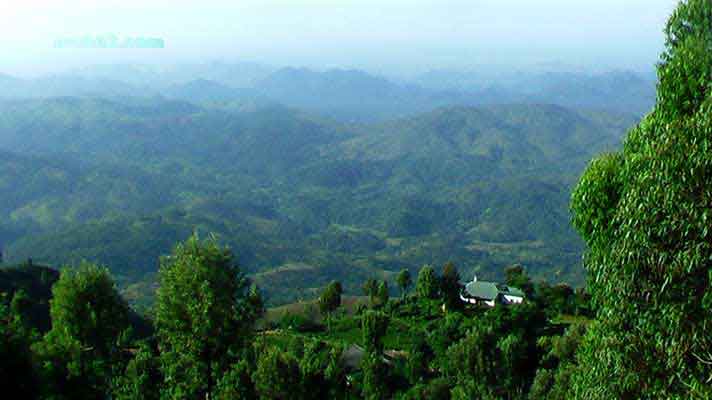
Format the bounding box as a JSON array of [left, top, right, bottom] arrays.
[[460, 275, 525, 307]]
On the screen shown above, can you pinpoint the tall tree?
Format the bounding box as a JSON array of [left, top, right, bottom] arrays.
[[374, 280, 389, 308], [416, 265, 439, 300], [396, 269, 412, 299], [440, 262, 461, 309], [362, 278, 378, 306], [570, 0, 712, 397], [35, 263, 130, 400], [318, 281, 342, 331], [155, 234, 261, 399], [360, 311, 390, 400], [362, 310, 389, 355]]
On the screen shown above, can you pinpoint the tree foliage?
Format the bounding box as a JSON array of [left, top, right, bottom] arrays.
[[155, 234, 260, 399], [360, 351, 390, 400], [362, 310, 389, 354], [416, 265, 439, 300], [441, 262, 462, 309], [570, 0, 712, 397], [362, 278, 378, 305], [0, 294, 39, 399], [318, 281, 342, 328], [113, 341, 161, 400], [396, 269, 412, 299], [253, 347, 302, 400], [215, 359, 257, 400], [504, 264, 534, 298], [374, 280, 389, 308], [0, 251, 595, 400], [35, 263, 129, 400]]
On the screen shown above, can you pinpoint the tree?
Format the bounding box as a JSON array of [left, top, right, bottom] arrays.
[[362, 310, 389, 354], [570, 1, 712, 397], [428, 313, 468, 365], [298, 341, 347, 400], [396, 269, 412, 299], [155, 234, 261, 399], [529, 323, 587, 400], [416, 265, 439, 299], [504, 264, 534, 298], [406, 337, 434, 384], [444, 323, 498, 395], [35, 263, 130, 400], [48, 264, 129, 355], [360, 310, 392, 400], [253, 347, 302, 400], [318, 281, 342, 331], [440, 262, 461, 309], [362, 278, 378, 306], [9, 289, 34, 337], [215, 360, 256, 400], [374, 280, 389, 308], [113, 341, 161, 400], [360, 351, 389, 400], [0, 294, 39, 399]]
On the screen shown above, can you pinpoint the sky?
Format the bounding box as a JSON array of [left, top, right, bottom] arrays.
[[0, 0, 679, 77]]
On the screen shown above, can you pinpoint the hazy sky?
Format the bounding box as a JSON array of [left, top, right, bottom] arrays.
[[0, 0, 678, 77]]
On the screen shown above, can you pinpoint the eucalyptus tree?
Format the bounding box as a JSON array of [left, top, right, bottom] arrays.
[[570, 0, 712, 397]]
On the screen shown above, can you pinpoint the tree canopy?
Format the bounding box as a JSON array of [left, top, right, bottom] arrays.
[[155, 234, 261, 399], [570, 0, 712, 397]]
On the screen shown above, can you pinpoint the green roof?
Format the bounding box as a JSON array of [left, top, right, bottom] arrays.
[[464, 281, 499, 300], [464, 281, 525, 300]]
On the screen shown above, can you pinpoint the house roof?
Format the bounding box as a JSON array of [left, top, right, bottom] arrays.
[[464, 281, 525, 300]]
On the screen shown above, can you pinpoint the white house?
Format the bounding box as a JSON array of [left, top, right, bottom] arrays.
[[460, 275, 525, 307]]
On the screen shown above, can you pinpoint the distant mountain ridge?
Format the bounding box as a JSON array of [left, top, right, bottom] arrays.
[[414, 69, 656, 116], [0, 64, 656, 122]]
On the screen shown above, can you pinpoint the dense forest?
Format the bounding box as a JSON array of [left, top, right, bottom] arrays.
[[2, 0, 712, 398]]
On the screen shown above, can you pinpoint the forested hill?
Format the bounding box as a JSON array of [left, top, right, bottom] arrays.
[[0, 97, 637, 305]]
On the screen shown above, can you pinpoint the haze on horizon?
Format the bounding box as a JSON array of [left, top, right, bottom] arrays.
[[0, 0, 677, 78]]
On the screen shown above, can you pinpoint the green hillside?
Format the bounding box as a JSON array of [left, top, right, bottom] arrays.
[[0, 99, 637, 305]]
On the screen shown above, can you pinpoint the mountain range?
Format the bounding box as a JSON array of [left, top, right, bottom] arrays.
[[0, 93, 639, 305], [2, 63, 655, 122]]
